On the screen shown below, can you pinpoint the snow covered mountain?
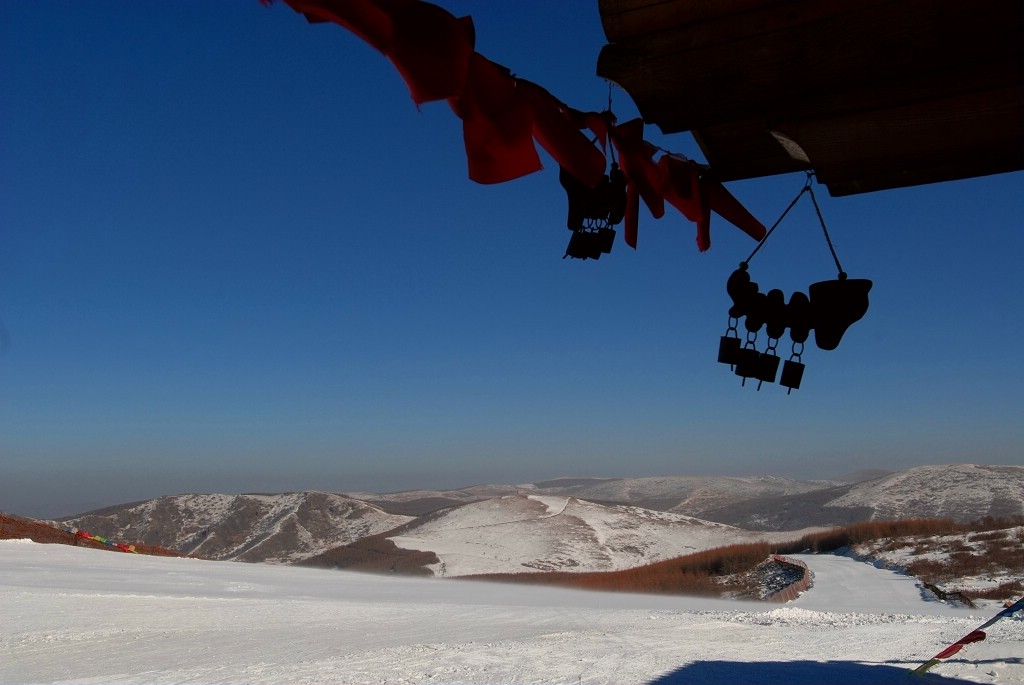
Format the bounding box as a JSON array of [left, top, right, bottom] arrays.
[[530, 474, 839, 516], [699, 464, 1024, 530], [56, 464, 1022, 567], [61, 491, 412, 564], [826, 464, 1024, 520], [350, 474, 838, 517], [386, 493, 806, 577]]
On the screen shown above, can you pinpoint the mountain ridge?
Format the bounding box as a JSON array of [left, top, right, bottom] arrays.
[[54, 464, 1024, 572], [62, 491, 413, 564]]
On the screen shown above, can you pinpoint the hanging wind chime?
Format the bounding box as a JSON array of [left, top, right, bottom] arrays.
[[717, 173, 872, 392], [559, 162, 627, 259]]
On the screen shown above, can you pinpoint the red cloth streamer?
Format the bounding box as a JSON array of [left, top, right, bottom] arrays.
[[934, 629, 987, 659], [660, 155, 709, 250], [704, 177, 767, 243], [280, 0, 474, 104], [265, 0, 767, 248], [279, 0, 391, 50], [382, 0, 474, 104], [519, 80, 605, 189], [569, 110, 613, 154], [609, 118, 665, 248], [449, 53, 541, 184]]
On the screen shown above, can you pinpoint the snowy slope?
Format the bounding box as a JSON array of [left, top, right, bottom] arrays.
[[849, 525, 1024, 598], [60, 491, 412, 563], [389, 494, 818, 576], [3, 539, 1022, 685], [697, 464, 1024, 529], [51, 464, 1024, 567], [532, 474, 837, 515], [348, 474, 837, 517], [825, 464, 1024, 521]]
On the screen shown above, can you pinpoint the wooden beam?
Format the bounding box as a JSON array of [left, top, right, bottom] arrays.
[[692, 124, 809, 181], [598, 0, 1022, 133], [774, 86, 1024, 195], [598, 0, 788, 43]]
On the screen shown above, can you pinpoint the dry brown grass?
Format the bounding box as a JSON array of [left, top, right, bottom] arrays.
[[966, 580, 1024, 600], [905, 533, 1024, 589], [467, 542, 782, 596], [776, 519, 962, 554], [0, 513, 186, 557], [298, 531, 439, 575], [463, 518, 1019, 599]]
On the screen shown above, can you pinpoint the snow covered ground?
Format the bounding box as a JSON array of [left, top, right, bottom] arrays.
[[2, 540, 1022, 684], [388, 494, 813, 576]]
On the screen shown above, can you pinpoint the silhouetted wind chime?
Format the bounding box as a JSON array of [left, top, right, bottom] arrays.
[[560, 87, 627, 261], [559, 161, 626, 260], [718, 173, 872, 393]]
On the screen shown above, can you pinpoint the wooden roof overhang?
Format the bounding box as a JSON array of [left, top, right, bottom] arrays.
[[596, 0, 1023, 196]]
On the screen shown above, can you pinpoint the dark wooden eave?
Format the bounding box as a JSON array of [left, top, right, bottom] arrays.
[[597, 0, 1024, 196]]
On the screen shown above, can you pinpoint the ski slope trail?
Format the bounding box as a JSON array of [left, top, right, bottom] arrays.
[[792, 553, 931, 613], [2, 540, 1021, 685]]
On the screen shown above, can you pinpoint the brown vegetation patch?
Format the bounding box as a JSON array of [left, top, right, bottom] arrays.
[[461, 518, 1013, 599], [905, 535, 1024, 588], [367, 498, 468, 517], [298, 531, 439, 575], [0, 513, 186, 557]]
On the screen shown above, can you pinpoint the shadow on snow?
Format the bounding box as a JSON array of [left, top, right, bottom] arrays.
[[648, 660, 982, 685]]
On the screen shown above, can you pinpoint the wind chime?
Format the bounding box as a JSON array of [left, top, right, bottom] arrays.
[[717, 173, 872, 392], [559, 162, 627, 260], [559, 89, 627, 261]]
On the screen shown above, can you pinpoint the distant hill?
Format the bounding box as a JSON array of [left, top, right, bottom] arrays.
[[528, 474, 840, 517], [352, 475, 835, 518], [832, 468, 895, 484], [0, 512, 184, 558], [696, 464, 1024, 530], [51, 464, 1024, 569], [61, 491, 412, 564], [384, 493, 807, 577]]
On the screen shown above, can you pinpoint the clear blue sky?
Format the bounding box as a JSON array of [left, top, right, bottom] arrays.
[[2, 1, 1022, 518]]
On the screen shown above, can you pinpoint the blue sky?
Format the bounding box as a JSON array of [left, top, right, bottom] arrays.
[[2, 1, 1022, 518]]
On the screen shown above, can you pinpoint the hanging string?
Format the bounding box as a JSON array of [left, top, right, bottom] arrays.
[[593, 81, 618, 168], [807, 181, 845, 277], [743, 172, 813, 265]]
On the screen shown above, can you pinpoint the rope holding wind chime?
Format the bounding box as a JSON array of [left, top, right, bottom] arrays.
[[717, 172, 872, 393]]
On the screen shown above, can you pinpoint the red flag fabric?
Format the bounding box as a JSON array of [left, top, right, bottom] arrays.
[[934, 630, 987, 659], [610, 119, 665, 220], [660, 155, 702, 223], [569, 109, 613, 153], [379, 0, 474, 104], [623, 181, 641, 249], [449, 53, 541, 184], [519, 80, 605, 188], [266, 0, 767, 246], [610, 118, 665, 248], [281, 0, 391, 50], [704, 178, 767, 242], [659, 155, 711, 249], [280, 0, 474, 104]]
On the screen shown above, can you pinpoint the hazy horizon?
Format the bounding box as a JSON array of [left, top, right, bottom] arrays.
[[6, 461, 984, 521]]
